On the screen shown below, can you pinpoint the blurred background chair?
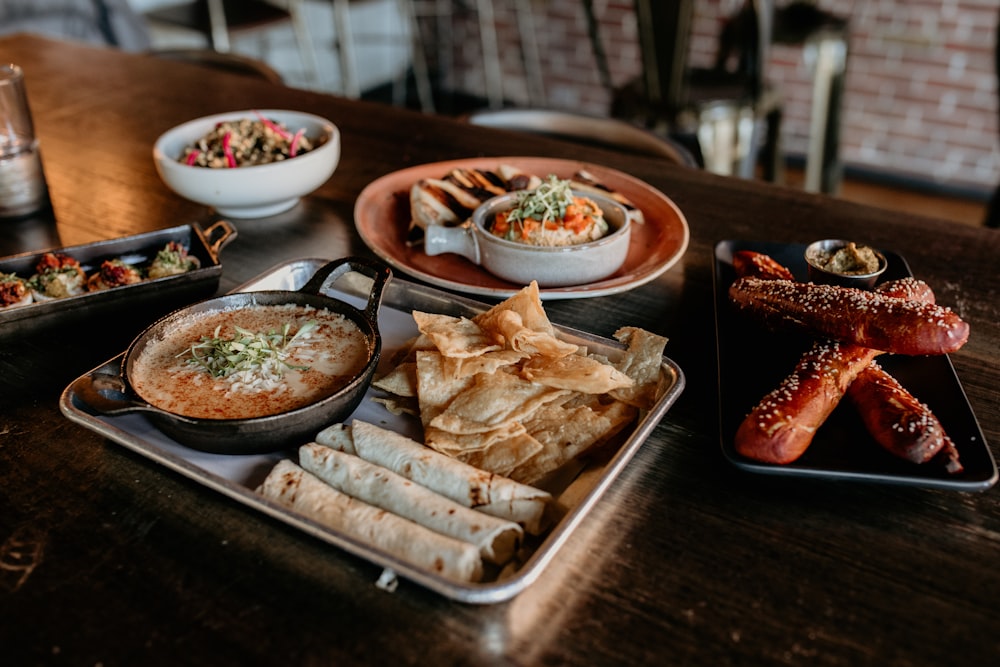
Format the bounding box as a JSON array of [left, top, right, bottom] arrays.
[[771, 1, 849, 193], [330, 0, 435, 110], [612, 0, 781, 181], [142, 0, 320, 87], [0, 0, 151, 50], [465, 108, 699, 167], [346, 0, 545, 112], [611, 1, 847, 192], [147, 47, 285, 83]]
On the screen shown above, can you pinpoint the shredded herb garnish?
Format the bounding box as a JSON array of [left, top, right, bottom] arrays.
[[180, 320, 319, 378], [503, 174, 574, 241]]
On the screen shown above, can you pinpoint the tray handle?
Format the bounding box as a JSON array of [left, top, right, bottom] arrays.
[[195, 220, 238, 262]]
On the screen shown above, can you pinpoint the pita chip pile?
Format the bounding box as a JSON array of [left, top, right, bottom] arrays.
[[372, 281, 669, 485]]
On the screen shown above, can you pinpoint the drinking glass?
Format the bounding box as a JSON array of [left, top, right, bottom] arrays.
[[0, 64, 49, 219]]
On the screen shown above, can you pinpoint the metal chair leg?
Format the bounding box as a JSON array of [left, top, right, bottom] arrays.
[[206, 0, 231, 52], [398, 0, 436, 112], [515, 0, 545, 106], [476, 0, 503, 109], [332, 0, 360, 97], [804, 33, 847, 193], [287, 0, 321, 88]]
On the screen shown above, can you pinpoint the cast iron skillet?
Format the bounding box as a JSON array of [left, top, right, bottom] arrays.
[[73, 256, 391, 454]]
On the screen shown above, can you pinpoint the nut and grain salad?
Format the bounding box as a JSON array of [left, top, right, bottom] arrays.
[[179, 112, 315, 168]]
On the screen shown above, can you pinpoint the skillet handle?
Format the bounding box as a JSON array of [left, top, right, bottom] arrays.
[[301, 256, 392, 325], [70, 371, 150, 416]]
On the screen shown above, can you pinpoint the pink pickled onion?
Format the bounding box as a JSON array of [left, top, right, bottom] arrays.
[[253, 110, 291, 140], [221, 131, 236, 168], [289, 128, 305, 157], [185, 151, 200, 165]]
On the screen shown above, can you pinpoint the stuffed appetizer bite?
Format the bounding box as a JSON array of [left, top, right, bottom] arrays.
[[28, 252, 87, 300], [0, 272, 33, 308], [87, 259, 143, 291], [148, 241, 200, 279]]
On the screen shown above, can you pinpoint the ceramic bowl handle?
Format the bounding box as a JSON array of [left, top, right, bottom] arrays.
[[424, 225, 481, 264]]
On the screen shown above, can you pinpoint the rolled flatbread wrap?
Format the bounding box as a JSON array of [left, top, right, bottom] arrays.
[[257, 459, 483, 582], [316, 421, 552, 534], [299, 443, 523, 565]]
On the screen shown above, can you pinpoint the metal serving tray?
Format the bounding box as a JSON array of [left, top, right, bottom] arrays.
[[0, 221, 236, 336], [60, 258, 685, 604]]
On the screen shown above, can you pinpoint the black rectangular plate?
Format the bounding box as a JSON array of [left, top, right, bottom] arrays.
[[713, 239, 996, 491], [0, 221, 236, 337]]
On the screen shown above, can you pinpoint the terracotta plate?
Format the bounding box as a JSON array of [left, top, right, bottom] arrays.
[[354, 157, 689, 300]]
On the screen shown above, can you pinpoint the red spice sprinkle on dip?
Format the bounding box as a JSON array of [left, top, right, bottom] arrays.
[[130, 304, 369, 420]]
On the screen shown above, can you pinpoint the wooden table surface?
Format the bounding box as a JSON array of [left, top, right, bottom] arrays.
[[1, 35, 998, 666]]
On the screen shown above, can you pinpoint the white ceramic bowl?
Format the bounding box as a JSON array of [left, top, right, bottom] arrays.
[[153, 109, 340, 218], [425, 190, 631, 287]]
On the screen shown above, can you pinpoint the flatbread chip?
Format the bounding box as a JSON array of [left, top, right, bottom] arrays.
[[512, 398, 638, 484], [373, 361, 418, 397], [609, 326, 669, 409], [444, 349, 527, 379], [473, 281, 554, 341], [521, 353, 634, 394], [413, 311, 500, 358], [371, 395, 419, 416], [425, 421, 527, 455], [493, 310, 580, 357], [457, 433, 543, 478], [386, 333, 436, 366], [429, 371, 571, 435], [426, 424, 542, 478], [415, 351, 476, 426], [367, 283, 669, 486]]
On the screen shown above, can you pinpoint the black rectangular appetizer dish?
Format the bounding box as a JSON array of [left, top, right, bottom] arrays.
[[0, 221, 235, 337]]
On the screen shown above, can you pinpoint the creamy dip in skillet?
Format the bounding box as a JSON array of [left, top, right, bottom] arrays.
[[131, 304, 370, 420]]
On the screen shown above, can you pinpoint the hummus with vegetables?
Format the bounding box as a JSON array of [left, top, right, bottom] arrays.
[[130, 303, 370, 419], [487, 176, 609, 247]]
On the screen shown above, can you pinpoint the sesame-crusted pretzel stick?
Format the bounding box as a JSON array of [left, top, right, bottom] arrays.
[[730, 251, 961, 471], [728, 276, 969, 355], [734, 337, 880, 464], [847, 362, 962, 473]]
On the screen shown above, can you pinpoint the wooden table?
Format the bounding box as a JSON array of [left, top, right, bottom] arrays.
[[2, 35, 998, 665]]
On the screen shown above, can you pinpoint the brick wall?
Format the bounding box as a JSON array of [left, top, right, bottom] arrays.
[[448, 0, 1000, 196]]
